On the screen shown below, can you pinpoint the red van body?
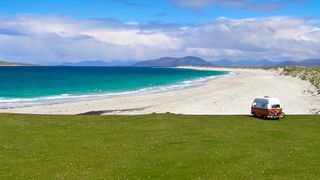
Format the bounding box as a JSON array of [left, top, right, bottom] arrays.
[[251, 97, 284, 119]]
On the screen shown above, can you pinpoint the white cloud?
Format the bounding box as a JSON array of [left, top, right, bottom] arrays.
[[0, 14, 184, 63], [181, 16, 320, 60], [83, 29, 182, 49], [0, 14, 319, 63]]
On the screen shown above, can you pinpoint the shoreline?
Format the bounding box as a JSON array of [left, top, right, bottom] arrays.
[[0, 67, 319, 115], [0, 70, 230, 109]]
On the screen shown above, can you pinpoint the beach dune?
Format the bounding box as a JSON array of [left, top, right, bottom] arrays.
[[1, 68, 319, 115]]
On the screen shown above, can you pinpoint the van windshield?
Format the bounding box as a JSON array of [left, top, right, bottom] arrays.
[[271, 104, 281, 108]]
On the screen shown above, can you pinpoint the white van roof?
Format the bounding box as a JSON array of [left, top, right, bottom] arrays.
[[254, 97, 281, 104]]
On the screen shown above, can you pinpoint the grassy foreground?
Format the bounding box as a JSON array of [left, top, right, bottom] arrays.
[[0, 114, 319, 179]]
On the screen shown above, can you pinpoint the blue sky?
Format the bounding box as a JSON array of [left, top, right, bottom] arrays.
[[0, 0, 319, 63], [0, 0, 319, 23]]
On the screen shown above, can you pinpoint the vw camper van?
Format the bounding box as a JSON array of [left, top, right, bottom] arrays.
[[251, 97, 284, 119]]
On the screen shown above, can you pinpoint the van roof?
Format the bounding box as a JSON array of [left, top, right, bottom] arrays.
[[254, 97, 281, 104]]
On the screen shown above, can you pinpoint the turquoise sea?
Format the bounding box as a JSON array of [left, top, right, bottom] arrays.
[[0, 66, 228, 108]]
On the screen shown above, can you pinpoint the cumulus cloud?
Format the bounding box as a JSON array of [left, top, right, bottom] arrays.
[[0, 14, 319, 63], [0, 14, 183, 63], [182, 16, 320, 60]]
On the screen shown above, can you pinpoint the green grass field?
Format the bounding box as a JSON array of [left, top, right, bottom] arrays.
[[0, 114, 319, 179]]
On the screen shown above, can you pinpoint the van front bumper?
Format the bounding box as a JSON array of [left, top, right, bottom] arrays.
[[267, 114, 284, 119]]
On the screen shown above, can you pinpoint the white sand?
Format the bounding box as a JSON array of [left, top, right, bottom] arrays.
[[1, 67, 319, 115]]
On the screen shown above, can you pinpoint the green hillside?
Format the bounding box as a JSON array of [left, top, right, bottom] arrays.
[[0, 113, 319, 179], [281, 66, 320, 94], [0, 60, 32, 66]]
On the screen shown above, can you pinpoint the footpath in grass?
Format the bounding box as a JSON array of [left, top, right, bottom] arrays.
[[0, 114, 319, 179]]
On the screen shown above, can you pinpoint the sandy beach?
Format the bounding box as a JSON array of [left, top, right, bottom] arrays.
[[1, 67, 319, 115]]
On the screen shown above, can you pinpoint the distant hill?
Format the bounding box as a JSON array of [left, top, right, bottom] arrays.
[[59, 60, 136, 66], [134, 56, 212, 67], [212, 59, 320, 67], [51, 58, 320, 67], [212, 59, 277, 67], [277, 59, 320, 67], [0, 60, 33, 66]]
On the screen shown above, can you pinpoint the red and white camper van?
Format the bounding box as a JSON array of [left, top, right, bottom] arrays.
[[251, 97, 284, 119]]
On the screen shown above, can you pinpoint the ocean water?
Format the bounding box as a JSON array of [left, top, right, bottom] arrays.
[[0, 66, 228, 108]]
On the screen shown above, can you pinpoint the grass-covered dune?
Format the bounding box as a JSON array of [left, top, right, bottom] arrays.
[[0, 114, 319, 179], [280, 66, 320, 94]]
